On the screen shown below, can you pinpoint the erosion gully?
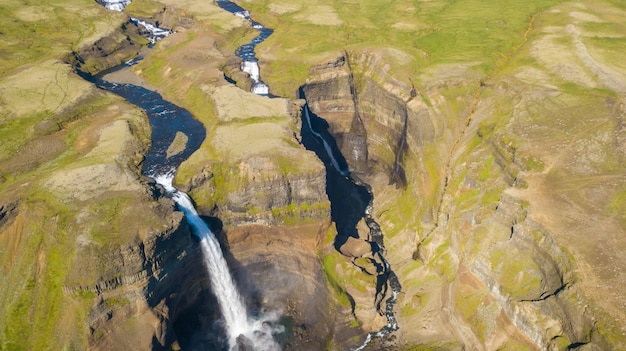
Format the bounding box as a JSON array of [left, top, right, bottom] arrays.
[[86, 0, 400, 349]]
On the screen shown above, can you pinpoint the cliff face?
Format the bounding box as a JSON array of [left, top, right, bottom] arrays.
[[76, 211, 198, 350], [180, 136, 329, 227], [301, 42, 626, 349], [224, 223, 351, 350], [116, 7, 349, 349], [3, 0, 625, 349], [0, 76, 207, 349], [66, 19, 150, 75]]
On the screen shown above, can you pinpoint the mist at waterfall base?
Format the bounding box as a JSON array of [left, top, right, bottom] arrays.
[[155, 174, 283, 351], [86, 65, 283, 351], [89, 79, 284, 350]]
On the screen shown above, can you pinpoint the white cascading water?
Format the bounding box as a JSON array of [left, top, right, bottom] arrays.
[[241, 61, 270, 95], [228, 5, 270, 95], [304, 106, 349, 176], [130, 18, 171, 44], [97, 0, 280, 348], [155, 174, 281, 351], [98, 0, 131, 11], [99, 0, 171, 44]]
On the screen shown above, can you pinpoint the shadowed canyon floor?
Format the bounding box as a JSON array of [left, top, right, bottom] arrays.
[[1, 0, 626, 350]]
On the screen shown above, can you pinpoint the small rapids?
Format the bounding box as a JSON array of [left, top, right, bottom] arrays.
[[215, 0, 273, 94]]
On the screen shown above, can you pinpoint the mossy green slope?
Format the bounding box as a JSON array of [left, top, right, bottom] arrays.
[[0, 1, 176, 349]]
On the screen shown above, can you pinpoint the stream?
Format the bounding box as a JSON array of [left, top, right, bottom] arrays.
[[300, 103, 401, 348], [91, 1, 282, 350], [90, 0, 399, 349]]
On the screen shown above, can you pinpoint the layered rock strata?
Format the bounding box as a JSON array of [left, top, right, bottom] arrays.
[[301, 49, 625, 350]]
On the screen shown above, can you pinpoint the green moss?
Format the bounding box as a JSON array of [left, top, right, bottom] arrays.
[[456, 188, 480, 210], [481, 184, 504, 207], [136, 31, 197, 87], [209, 162, 241, 202], [455, 286, 489, 329], [241, 0, 560, 96], [321, 254, 352, 308], [490, 246, 542, 298], [520, 156, 545, 172], [497, 339, 534, 351], [269, 202, 329, 225], [401, 344, 459, 351], [104, 296, 130, 309], [0, 188, 77, 350], [0, 0, 123, 74], [464, 225, 489, 259], [478, 156, 494, 181], [383, 183, 422, 239], [124, 0, 165, 18], [0, 91, 119, 188], [552, 336, 571, 350], [89, 197, 127, 246], [182, 85, 219, 126], [400, 293, 423, 317], [323, 225, 336, 247], [0, 110, 51, 161], [591, 300, 626, 349], [607, 185, 626, 225], [454, 278, 506, 343], [559, 81, 617, 99], [425, 242, 456, 280]]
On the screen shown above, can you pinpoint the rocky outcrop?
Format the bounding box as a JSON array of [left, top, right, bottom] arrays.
[[224, 164, 327, 222], [299, 49, 625, 350], [303, 52, 450, 182], [225, 223, 353, 350], [81, 211, 242, 351], [466, 193, 600, 349], [0, 201, 18, 229], [66, 19, 150, 75], [74, 210, 193, 349], [179, 149, 329, 226]]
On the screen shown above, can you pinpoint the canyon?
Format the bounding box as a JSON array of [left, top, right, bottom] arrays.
[[1, 0, 625, 350]]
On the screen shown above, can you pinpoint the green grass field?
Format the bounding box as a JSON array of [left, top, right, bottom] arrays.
[[238, 0, 561, 96]]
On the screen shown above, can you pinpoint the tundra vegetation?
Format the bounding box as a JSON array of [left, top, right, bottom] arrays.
[[1, 0, 625, 349]]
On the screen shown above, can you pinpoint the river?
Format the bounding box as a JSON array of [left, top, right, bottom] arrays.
[[89, 0, 399, 349]]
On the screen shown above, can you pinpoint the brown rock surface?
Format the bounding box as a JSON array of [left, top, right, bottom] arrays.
[[2, 0, 626, 349], [300, 11, 626, 345], [225, 223, 353, 350]]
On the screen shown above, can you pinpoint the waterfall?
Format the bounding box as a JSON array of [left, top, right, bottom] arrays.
[[241, 61, 269, 95], [92, 0, 282, 347], [97, 0, 170, 44], [303, 105, 350, 177], [155, 174, 280, 351], [300, 101, 401, 350]]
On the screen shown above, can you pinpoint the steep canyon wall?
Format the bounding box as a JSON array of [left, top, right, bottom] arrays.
[[301, 50, 625, 350]]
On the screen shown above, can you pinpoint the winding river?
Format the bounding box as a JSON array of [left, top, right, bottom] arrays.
[[91, 0, 400, 349], [91, 1, 281, 350]]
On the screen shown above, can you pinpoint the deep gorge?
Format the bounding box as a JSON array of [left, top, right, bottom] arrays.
[[65, 13, 622, 351], [83, 7, 611, 351], [2, 0, 625, 350]]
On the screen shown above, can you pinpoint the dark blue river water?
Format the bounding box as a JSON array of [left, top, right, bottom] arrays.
[[87, 0, 400, 349], [92, 78, 206, 177]]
